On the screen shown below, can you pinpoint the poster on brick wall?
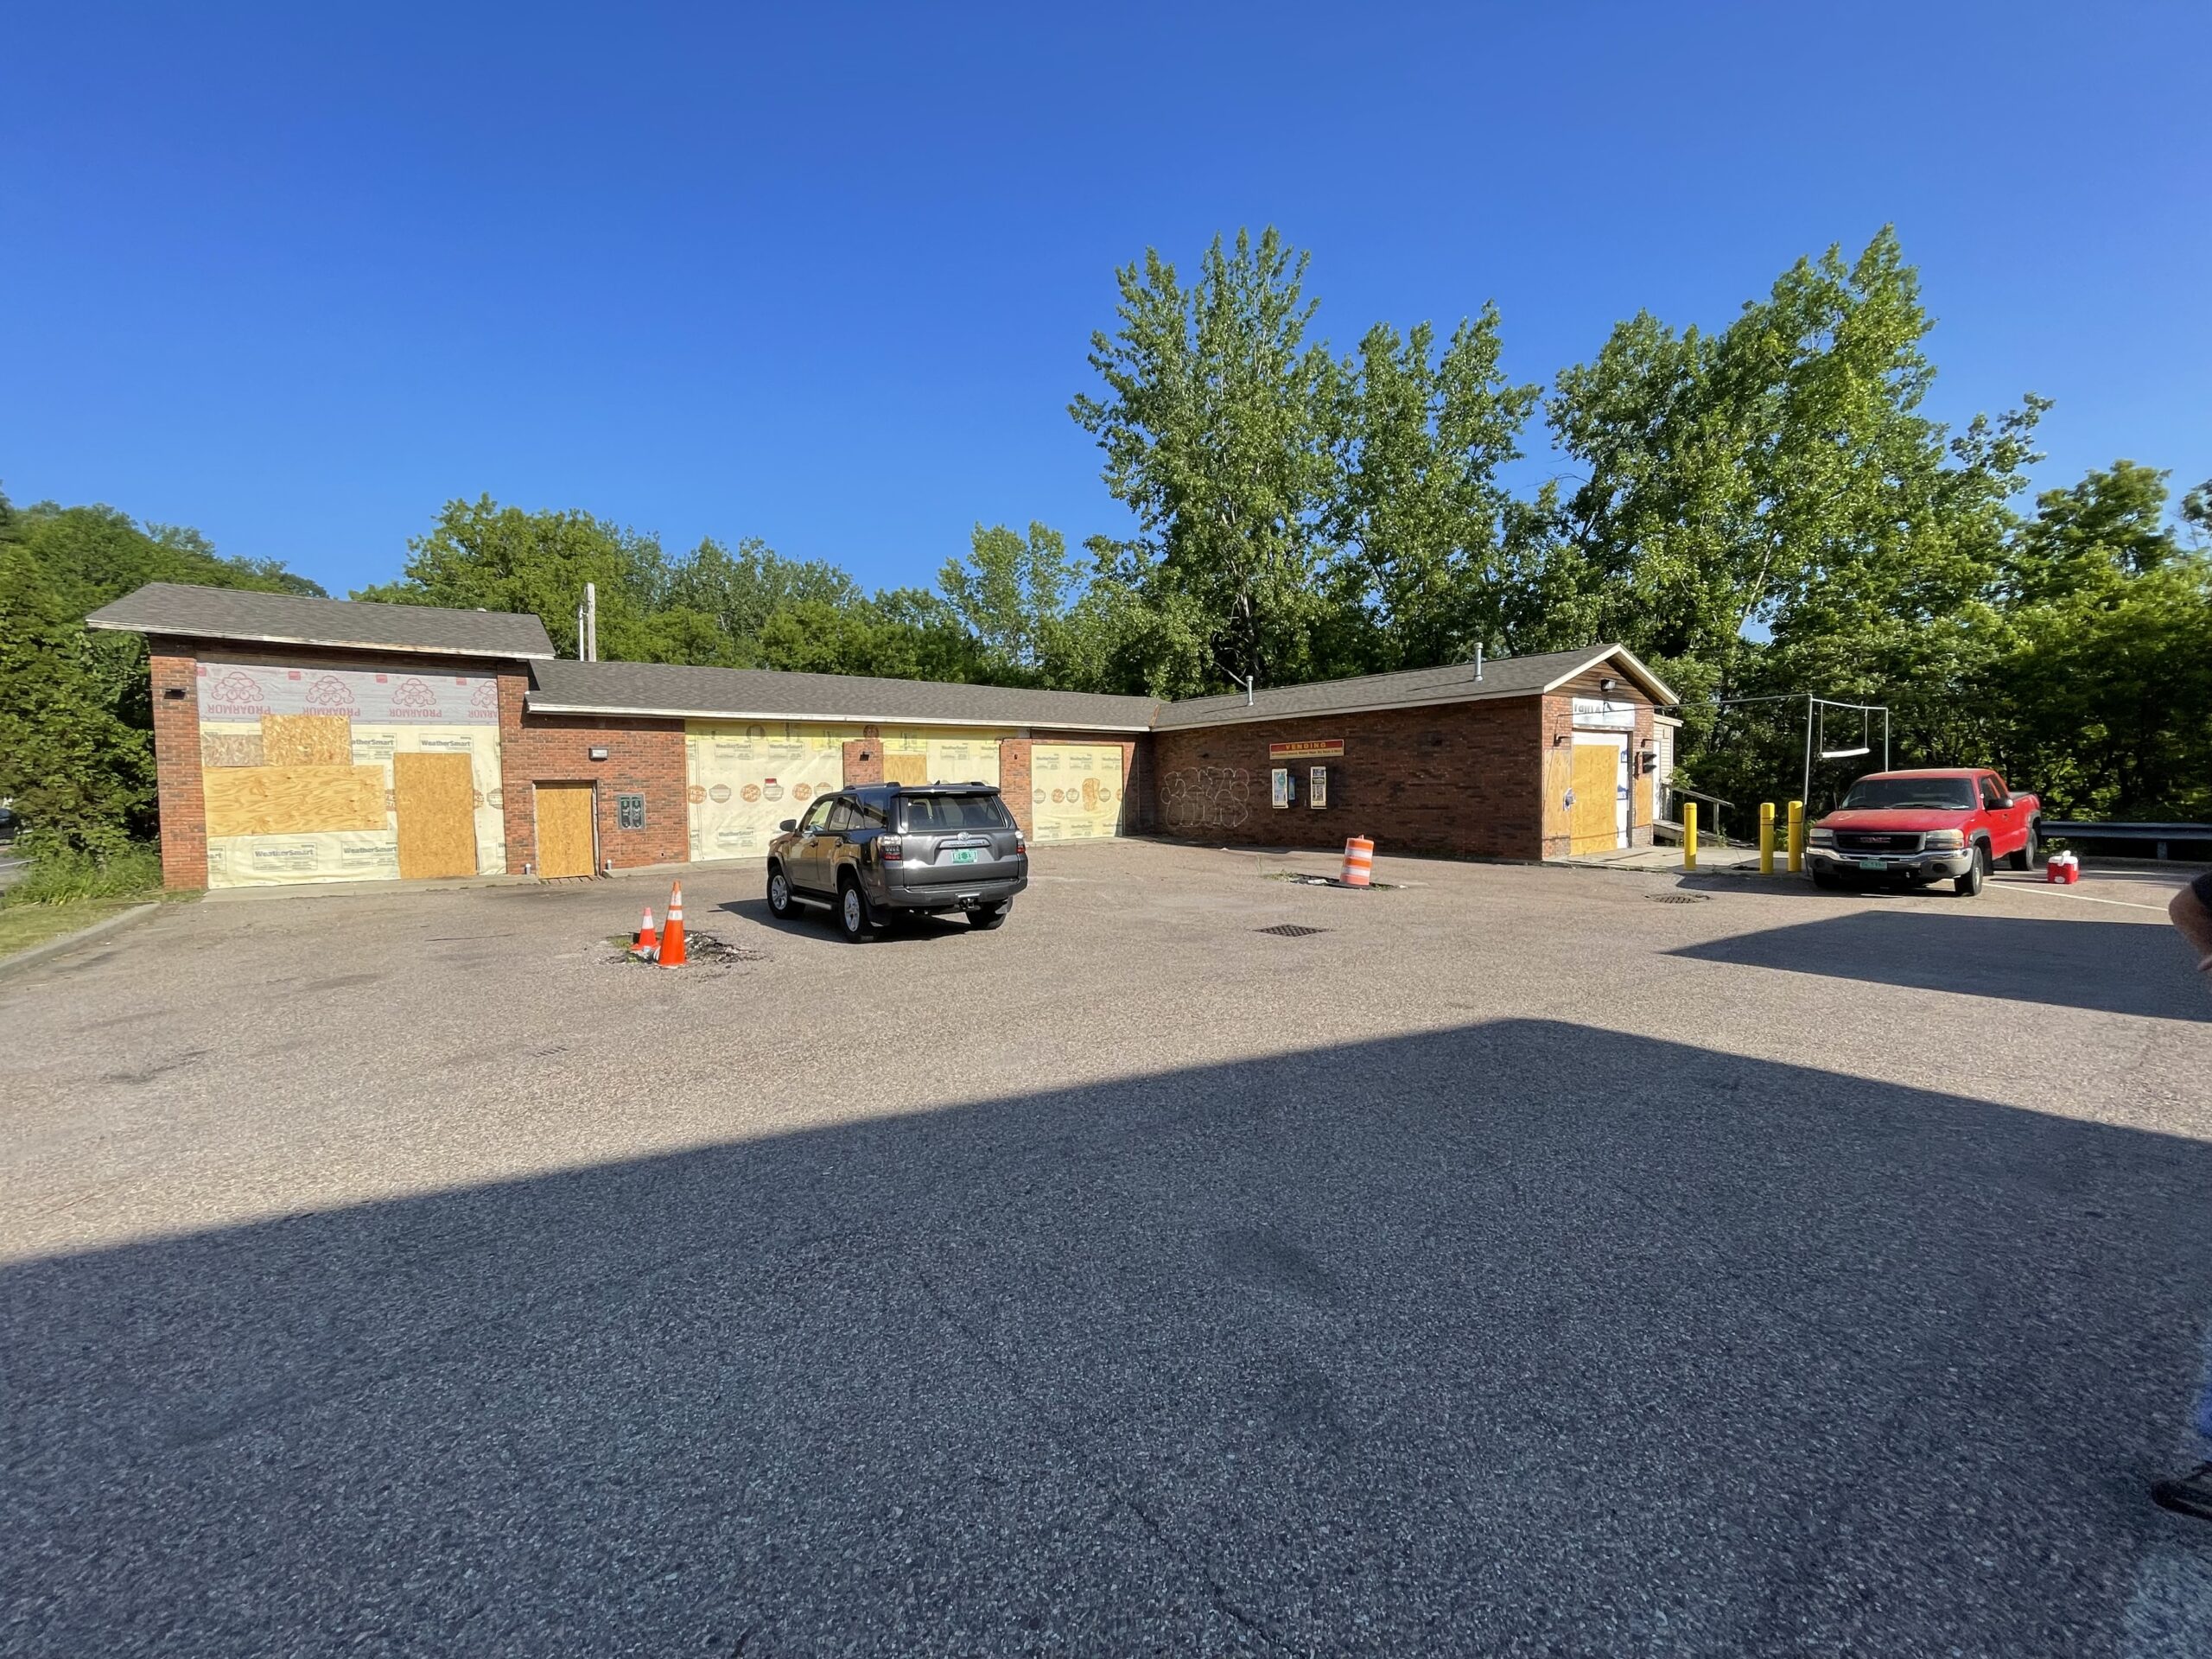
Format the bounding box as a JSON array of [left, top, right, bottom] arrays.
[[1029, 745, 1124, 842], [197, 659, 499, 726]]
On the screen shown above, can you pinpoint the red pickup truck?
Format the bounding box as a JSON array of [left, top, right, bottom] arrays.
[[1805, 769, 2042, 897]]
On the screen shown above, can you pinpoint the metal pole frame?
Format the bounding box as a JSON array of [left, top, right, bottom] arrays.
[[1802, 694, 1815, 815], [1802, 696, 1893, 811]]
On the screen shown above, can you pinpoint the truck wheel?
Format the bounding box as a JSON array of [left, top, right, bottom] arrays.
[[2009, 819, 2038, 871], [967, 900, 1012, 931], [766, 862, 794, 918], [1954, 843, 1987, 898], [837, 876, 874, 942]]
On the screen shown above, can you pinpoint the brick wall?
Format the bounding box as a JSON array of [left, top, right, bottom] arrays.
[[998, 740, 1033, 837], [842, 739, 884, 788], [503, 713, 690, 871], [147, 645, 207, 889], [1148, 698, 1548, 861]]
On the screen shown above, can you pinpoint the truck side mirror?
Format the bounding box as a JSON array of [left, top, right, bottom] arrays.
[[779, 818, 797, 832]]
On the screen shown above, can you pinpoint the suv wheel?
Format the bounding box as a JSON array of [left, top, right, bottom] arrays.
[[837, 877, 874, 942], [766, 863, 794, 918], [2009, 819, 2039, 871], [1954, 842, 1987, 898], [967, 900, 1012, 931]]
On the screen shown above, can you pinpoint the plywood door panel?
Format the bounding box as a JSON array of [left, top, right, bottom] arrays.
[[261, 714, 354, 766], [1569, 742, 1619, 855], [204, 764, 388, 837], [393, 752, 479, 879], [535, 783, 596, 878]]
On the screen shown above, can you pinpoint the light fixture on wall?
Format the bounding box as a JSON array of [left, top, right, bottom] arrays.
[[588, 746, 609, 761]]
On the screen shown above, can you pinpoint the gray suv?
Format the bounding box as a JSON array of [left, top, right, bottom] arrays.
[[765, 784, 1027, 941]]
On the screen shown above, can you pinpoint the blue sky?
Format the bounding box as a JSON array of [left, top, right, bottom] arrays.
[[3, 3, 2206, 599]]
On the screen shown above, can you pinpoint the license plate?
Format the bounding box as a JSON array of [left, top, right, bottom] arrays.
[[950, 849, 981, 865], [1857, 859, 1886, 872]]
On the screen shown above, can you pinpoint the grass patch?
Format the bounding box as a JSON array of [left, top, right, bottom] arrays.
[[0, 894, 154, 960], [3, 843, 165, 906], [0, 843, 177, 963]]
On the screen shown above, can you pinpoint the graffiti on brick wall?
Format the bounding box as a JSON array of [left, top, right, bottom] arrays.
[[1160, 766, 1252, 832]]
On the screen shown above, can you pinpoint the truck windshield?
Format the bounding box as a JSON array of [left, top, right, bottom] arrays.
[[899, 794, 1008, 832], [1840, 778, 1977, 810]]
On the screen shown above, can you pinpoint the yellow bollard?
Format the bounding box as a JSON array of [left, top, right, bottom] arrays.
[[1759, 802, 1776, 874], [1787, 799, 1804, 873], [1683, 802, 1698, 871]]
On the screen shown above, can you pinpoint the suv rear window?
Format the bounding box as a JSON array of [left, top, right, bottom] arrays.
[[899, 793, 1009, 832]]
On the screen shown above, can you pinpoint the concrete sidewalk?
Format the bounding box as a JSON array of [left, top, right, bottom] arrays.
[[1553, 841, 1764, 873]]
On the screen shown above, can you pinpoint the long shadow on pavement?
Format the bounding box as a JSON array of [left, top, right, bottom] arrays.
[[1670, 909, 2209, 1021], [4, 1020, 2210, 1655]]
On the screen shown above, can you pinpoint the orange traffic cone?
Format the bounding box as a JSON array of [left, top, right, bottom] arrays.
[[633, 904, 658, 958], [658, 881, 687, 967]]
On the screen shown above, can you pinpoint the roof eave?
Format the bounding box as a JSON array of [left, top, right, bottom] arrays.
[[1156, 678, 1542, 732], [87, 617, 553, 660], [524, 697, 1150, 733]]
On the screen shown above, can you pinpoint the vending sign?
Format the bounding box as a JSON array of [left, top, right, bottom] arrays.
[[1268, 739, 1344, 760]]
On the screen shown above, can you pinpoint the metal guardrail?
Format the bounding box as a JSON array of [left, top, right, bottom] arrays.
[[2041, 821, 2212, 861]]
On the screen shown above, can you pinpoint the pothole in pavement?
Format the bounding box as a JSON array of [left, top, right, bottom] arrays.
[[600, 932, 772, 969]]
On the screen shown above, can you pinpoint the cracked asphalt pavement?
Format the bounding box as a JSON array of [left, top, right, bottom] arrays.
[[3, 842, 2210, 1655]]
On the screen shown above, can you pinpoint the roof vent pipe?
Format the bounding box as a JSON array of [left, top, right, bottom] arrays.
[[1475, 642, 1483, 683], [1245, 675, 1254, 707]]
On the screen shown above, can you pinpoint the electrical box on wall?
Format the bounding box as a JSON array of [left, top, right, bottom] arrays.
[[1309, 766, 1328, 809], [616, 792, 645, 831]]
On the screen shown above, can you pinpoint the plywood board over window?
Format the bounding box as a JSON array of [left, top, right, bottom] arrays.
[[261, 714, 353, 766], [204, 765, 388, 838], [882, 752, 930, 786], [393, 752, 479, 879], [200, 731, 265, 768]]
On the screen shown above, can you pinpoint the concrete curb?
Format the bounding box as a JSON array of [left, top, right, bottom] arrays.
[[0, 901, 163, 983]]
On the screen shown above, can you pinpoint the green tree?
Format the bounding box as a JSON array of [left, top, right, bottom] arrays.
[[1547, 229, 2048, 807], [0, 490, 320, 856], [1071, 227, 1344, 696], [356, 496, 682, 661], [0, 546, 154, 856], [938, 521, 1081, 683], [1330, 307, 1543, 671], [664, 536, 862, 663]]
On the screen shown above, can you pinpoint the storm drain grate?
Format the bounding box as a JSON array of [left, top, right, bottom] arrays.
[[1645, 893, 1713, 904], [1255, 924, 1331, 938]]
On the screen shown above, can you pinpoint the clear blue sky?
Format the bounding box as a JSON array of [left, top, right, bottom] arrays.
[[4, 3, 2205, 599]]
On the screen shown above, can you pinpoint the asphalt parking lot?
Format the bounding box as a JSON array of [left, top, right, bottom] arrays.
[[4, 841, 2211, 1656]]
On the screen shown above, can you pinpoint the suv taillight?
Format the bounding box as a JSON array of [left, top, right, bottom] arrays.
[[1014, 832, 1026, 855], [880, 836, 903, 862]]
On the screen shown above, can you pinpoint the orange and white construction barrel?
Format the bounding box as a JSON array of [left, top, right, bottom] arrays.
[[1340, 836, 1375, 887]]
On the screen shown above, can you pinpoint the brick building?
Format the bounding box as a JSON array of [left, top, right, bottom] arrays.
[[88, 583, 1674, 892]]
